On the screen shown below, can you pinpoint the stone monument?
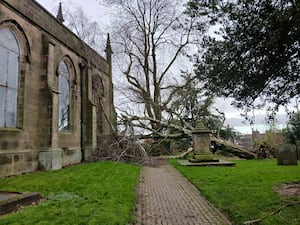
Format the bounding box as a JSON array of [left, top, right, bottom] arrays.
[[189, 123, 219, 163], [277, 144, 298, 166]]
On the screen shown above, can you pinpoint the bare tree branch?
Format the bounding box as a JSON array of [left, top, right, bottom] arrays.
[[109, 0, 205, 131]]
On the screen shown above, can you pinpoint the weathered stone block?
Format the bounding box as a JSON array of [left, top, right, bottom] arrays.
[[0, 155, 12, 165], [82, 148, 96, 162], [23, 152, 35, 162], [190, 153, 219, 163], [62, 149, 81, 166], [0, 165, 12, 177], [1, 141, 9, 150], [13, 154, 21, 163], [276, 144, 298, 166], [193, 153, 214, 160], [192, 123, 211, 155], [38, 149, 63, 170], [296, 140, 300, 160], [0, 192, 41, 215]]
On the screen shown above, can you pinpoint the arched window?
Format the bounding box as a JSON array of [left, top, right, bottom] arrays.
[[0, 28, 20, 128], [58, 61, 70, 131]]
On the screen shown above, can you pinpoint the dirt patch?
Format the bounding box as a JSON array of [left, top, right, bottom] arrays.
[[276, 182, 300, 196]]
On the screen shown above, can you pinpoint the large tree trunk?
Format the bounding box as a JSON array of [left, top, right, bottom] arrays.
[[211, 136, 256, 159]]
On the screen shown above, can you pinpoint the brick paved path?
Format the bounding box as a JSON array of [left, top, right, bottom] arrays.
[[136, 160, 231, 225]]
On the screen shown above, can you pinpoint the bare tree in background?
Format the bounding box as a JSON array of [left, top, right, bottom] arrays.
[[104, 0, 209, 132], [62, 4, 105, 53]]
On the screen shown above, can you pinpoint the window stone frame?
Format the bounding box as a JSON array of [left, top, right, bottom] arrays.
[[56, 56, 76, 133], [0, 20, 30, 131]]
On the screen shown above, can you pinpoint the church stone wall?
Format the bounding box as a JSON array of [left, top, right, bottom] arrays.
[[0, 0, 115, 177]]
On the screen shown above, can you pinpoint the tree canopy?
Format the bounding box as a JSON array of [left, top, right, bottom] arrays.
[[189, 0, 300, 113]]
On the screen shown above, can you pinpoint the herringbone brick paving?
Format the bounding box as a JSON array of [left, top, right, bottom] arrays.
[[136, 160, 231, 225]]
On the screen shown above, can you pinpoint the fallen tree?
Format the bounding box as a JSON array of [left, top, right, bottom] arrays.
[[211, 136, 256, 159], [93, 114, 256, 163]]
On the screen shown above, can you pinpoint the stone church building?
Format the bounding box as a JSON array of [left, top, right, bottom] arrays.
[[0, 0, 116, 177]]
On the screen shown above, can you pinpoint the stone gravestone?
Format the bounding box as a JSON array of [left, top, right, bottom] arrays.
[[189, 123, 218, 163], [277, 144, 298, 166], [296, 140, 300, 160]]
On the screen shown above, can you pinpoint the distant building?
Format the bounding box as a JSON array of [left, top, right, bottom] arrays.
[[236, 132, 265, 150], [236, 130, 286, 152], [0, 0, 116, 177]]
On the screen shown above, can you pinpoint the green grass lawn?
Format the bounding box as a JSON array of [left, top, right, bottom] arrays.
[[170, 159, 300, 225], [0, 161, 140, 225]]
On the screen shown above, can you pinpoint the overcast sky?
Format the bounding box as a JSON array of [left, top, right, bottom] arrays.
[[35, 0, 290, 134], [39, 0, 113, 31]]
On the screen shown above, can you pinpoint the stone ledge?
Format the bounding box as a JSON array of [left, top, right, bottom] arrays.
[[178, 159, 236, 167], [0, 128, 22, 133], [0, 191, 41, 215]]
